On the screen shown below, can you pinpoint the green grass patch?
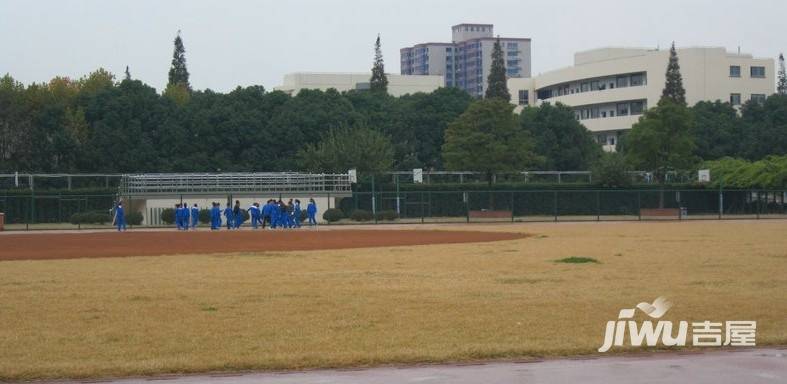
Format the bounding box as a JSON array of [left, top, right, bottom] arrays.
[[555, 256, 599, 264]]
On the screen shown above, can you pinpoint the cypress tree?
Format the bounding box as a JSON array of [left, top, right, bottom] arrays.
[[778, 53, 787, 95], [369, 34, 388, 93], [484, 37, 510, 100], [168, 30, 190, 90], [660, 42, 686, 106], [124, 66, 131, 81]]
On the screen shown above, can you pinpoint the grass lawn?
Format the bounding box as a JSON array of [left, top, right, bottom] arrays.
[[0, 220, 785, 380]]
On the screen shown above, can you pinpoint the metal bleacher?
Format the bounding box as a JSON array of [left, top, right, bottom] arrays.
[[119, 172, 353, 196]]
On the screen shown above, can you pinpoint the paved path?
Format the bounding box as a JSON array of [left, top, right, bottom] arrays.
[[58, 348, 786, 384]]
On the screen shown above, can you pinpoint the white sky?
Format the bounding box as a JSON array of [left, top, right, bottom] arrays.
[[1, 0, 784, 92]]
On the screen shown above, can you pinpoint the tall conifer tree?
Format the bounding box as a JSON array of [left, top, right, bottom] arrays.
[[484, 37, 510, 100], [661, 42, 686, 106], [168, 30, 190, 90], [369, 34, 388, 93], [777, 53, 787, 95]]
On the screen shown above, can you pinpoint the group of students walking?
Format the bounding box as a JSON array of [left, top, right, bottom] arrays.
[[175, 198, 318, 231]]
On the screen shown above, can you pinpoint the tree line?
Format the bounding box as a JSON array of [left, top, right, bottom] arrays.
[[0, 35, 785, 186]]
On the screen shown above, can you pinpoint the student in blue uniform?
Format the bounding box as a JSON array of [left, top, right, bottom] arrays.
[[209, 202, 220, 230], [191, 203, 200, 230], [293, 199, 302, 228], [113, 201, 126, 232], [270, 200, 280, 229], [249, 203, 260, 229], [182, 203, 190, 231], [261, 199, 271, 229], [223, 202, 234, 230], [307, 198, 317, 226], [175, 203, 183, 230], [233, 200, 242, 229]]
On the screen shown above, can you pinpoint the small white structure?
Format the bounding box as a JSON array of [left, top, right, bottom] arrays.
[[274, 72, 444, 97]]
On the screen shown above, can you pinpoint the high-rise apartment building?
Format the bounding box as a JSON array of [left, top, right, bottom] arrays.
[[401, 24, 531, 97]]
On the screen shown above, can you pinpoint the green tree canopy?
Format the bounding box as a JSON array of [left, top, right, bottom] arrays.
[[442, 99, 539, 179], [690, 100, 740, 160], [520, 102, 601, 170], [739, 94, 787, 160], [484, 37, 510, 100], [296, 124, 394, 173], [622, 100, 697, 182], [369, 34, 388, 93], [661, 42, 686, 106]]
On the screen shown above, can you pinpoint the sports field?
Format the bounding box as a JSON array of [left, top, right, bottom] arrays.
[[0, 220, 785, 380]]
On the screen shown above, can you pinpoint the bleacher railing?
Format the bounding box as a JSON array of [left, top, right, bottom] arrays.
[[119, 173, 353, 195]]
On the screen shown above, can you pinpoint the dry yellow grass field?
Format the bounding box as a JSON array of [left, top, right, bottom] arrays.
[[0, 220, 786, 380]]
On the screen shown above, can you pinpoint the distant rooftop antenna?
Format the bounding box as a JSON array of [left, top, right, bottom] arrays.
[[738, 46, 741, 55]]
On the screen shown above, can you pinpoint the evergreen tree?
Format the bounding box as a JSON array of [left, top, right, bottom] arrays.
[[778, 53, 787, 95], [124, 66, 131, 81], [661, 42, 686, 106], [369, 34, 388, 93], [485, 37, 510, 100], [168, 30, 190, 90]]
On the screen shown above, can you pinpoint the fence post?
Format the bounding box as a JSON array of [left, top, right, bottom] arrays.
[[465, 192, 470, 223], [420, 191, 425, 224], [510, 191, 515, 222], [756, 190, 761, 220], [596, 190, 601, 221], [637, 191, 642, 221], [553, 191, 558, 222]]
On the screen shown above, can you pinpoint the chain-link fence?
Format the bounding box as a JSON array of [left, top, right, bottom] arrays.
[[1, 189, 785, 231], [335, 189, 787, 224]]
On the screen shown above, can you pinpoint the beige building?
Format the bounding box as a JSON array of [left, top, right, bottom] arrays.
[[275, 72, 444, 97], [508, 47, 774, 151]]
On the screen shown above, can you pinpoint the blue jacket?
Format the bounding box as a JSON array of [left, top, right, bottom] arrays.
[[191, 207, 199, 218], [223, 207, 233, 218], [307, 202, 317, 215]]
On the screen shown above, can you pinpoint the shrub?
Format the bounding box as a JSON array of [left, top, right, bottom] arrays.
[[322, 208, 344, 222], [592, 152, 631, 188], [69, 210, 111, 225], [125, 211, 143, 226], [375, 209, 399, 221], [160, 208, 176, 224], [199, 209, 211, 224], [350, 209, 373, 222]]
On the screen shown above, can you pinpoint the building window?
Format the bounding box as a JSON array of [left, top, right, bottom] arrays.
[[617, 103, 629, 116], [630, 73, 645, 86], [591, 107, 600, 119], [751, 94, 766, 104], [730, 93, 741, 106], [751, 66, 766, 78], [730, 66, 741, 78], [518, 90, 529, 105], [581, 82, 590, 92], [630, 101, 645, 115], [616, 76, 629, 88]]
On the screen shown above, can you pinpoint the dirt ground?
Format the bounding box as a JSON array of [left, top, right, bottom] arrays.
[[0, 220, 785, 380], [0, 229, 525, 261]]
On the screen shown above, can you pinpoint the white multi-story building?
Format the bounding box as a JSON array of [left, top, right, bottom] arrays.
[[275, 72, 444, 97], [508, 47, 774, 151], [401, 24, 531, 98]]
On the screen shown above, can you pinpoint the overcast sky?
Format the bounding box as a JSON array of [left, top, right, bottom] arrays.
[[1, 0, 785, 93]]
